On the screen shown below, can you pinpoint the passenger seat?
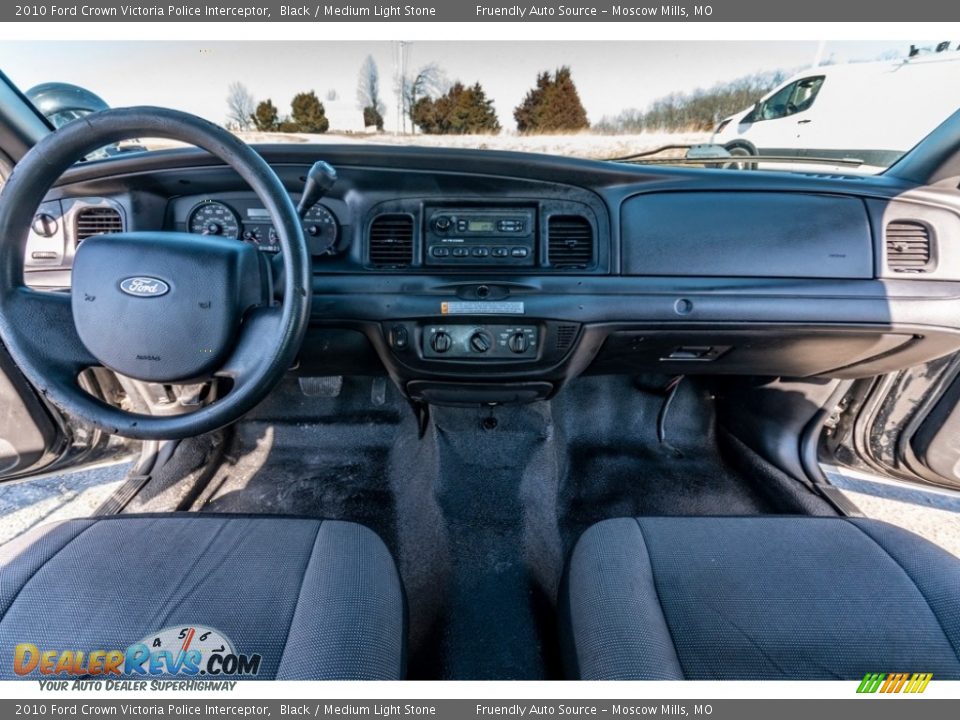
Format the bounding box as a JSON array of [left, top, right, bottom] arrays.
[[0, 514, 405, 680], [561, 517, 960, 679]]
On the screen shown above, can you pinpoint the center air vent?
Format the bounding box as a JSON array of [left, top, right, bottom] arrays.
[[75, 206, 123, 243], [548, 215, 594, 268], [886, 220, 933, 273], [369, 214, 414, 268]]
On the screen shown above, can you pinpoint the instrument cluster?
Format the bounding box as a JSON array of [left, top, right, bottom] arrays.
[[186, 199, 344, 256]]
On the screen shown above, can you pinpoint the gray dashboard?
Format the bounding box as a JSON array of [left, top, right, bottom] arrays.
[[25, 144, 960, 404]]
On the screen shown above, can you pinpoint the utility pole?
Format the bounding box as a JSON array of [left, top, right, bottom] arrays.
[[396, 41, 408, 134]]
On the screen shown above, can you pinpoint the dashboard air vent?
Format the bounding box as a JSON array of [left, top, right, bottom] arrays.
[[76, 206, 123, 243], [556, 324, 579, 354], [369, 214, 414, 268], [886, 221, 932, 272], [548, 215, 593, 268]]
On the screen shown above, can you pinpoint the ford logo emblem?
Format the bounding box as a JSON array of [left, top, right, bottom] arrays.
[[119, 277, 170, 298]]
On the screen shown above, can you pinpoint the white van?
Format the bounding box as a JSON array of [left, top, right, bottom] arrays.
[[712, 49, 960, 173]]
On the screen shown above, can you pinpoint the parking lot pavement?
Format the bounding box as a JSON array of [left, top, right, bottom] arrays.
[[823, 464, 960, 558], [0, 458, 132, 545]]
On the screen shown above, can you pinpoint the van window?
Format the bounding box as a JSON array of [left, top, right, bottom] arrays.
[[756, 76, 825, 121]]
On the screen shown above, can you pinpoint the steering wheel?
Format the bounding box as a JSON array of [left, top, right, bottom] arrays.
[[0, 107, 312, 440]]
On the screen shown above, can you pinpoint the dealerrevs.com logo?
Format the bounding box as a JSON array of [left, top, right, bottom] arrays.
[[13, 626, 262, 677]]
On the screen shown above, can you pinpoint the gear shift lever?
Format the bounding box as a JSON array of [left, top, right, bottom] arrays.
[[296, 161, 337, 219]]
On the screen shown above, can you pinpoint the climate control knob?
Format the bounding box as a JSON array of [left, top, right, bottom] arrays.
[[431, 331, 452, 353], [469, 331, 492, 353], [508, 331, 529, 354]]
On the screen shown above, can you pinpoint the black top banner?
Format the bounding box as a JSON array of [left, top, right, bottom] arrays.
[[5, 0, 959, 22]]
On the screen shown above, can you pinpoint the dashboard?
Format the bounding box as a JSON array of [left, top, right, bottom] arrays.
[[24, 144, 960, 406]]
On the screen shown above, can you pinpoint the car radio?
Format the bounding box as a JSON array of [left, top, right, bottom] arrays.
[[425, 207, 536, 266]]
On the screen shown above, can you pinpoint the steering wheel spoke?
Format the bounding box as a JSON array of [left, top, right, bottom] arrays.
[[2, 288, 97, 382], [215, 306, 285, 382]]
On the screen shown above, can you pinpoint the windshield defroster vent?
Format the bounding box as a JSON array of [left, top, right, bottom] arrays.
[[369, 214, 415, 268], [547, 215, 594, 269], [76, 206, 123, 243], [886, 221, 933, 273]]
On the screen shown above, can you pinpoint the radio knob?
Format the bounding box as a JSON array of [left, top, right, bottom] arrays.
[[508, 332, 529, 354], [434, 216, 452, 232], [469, 331, 492, 353], [431, 331, 452, 353]]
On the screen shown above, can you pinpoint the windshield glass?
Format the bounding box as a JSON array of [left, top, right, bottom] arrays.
[[1, 40, 958, 174]]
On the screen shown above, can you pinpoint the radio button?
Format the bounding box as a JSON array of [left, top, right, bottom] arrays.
[[431, 246, 450, 257], [491, 247, 509, 258], [472, 247, 490, 257], [452, 248, 470, 257], [510, 247, 529, 258]]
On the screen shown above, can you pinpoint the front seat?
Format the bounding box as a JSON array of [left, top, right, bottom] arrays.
[[0, 514, 405, 680], [561, 517, 960, 680]]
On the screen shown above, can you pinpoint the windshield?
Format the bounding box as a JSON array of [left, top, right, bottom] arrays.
[[1, 40, 959, 174]]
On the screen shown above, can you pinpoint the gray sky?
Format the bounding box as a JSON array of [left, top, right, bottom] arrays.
[[0, 41, 912, 131]]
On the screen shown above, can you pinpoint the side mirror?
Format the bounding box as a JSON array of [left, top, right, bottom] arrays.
[[685, 144, 733, 169], [743, 102, 760, 123]]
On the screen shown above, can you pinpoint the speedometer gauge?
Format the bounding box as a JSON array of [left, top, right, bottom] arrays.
[[187, 201, 241, 239], [302, 204, 339, 255]]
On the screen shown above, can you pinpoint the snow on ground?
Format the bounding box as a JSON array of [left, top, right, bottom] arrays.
[[0, 458, 133, 545], [824, 464, 960, 558], [140, 130, 712, 161]]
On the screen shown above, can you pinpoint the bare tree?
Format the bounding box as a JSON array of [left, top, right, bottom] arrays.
[[398, 62, 446, 134], [226, 82, 256, 131], [357, 55, 386, 130]]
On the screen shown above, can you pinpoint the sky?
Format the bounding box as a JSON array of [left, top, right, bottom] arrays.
[[0, 40, 916, 132]]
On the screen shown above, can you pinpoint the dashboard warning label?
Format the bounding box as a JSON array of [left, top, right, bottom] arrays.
[[441, 301, 525, 315]]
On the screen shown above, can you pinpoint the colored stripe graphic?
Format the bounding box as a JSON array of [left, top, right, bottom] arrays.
[[857, 672, 931, 694], [857, 673, 885, 693]]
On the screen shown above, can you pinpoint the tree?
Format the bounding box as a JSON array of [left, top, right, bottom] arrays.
[[514, 66, 589, 133], [226, 82, 256, 131], [290, 91, 329, 133], [356, 55, 385, 131], [411, 82, 500, 135], [595, 70, 788, 133], [251, 99, 280, 131], [398, 62, 446, 134]]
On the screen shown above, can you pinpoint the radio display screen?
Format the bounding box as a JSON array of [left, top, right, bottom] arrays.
[[467, 220, 495, 232]]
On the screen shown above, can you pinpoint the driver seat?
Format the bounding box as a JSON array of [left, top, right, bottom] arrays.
[[0, 514, 405, 680]]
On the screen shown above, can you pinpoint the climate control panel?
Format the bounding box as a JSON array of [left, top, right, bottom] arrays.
[[423, 324, 539, 359]]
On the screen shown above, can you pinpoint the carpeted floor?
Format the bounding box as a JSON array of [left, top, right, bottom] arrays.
[[194, 374, 787, 679]]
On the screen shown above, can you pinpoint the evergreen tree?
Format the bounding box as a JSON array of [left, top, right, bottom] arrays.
[[514, 66, 589, 133], [363, 106, 385, 131], [412, 81, 500, 135], [290, 91, 330, 133], [251, 99, 280, 131]]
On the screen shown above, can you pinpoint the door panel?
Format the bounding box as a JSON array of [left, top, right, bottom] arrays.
[[830, 351, 960, 490], [911, 370, 960, 485], [0, 341, 66, 478]]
